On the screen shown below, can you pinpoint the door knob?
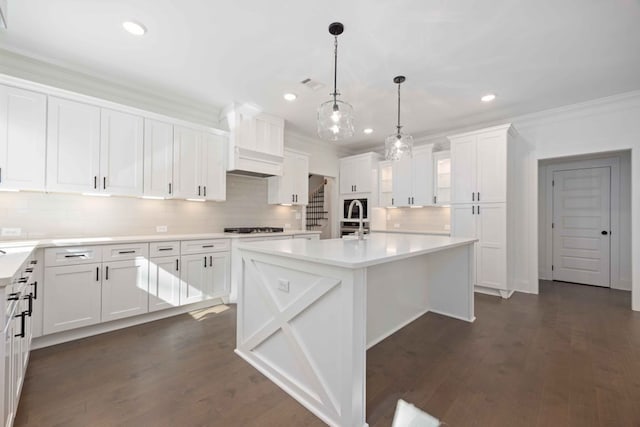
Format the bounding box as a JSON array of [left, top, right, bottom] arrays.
[[601, 231, 608, 235]]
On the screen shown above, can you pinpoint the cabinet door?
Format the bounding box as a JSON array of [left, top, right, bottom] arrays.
[[143, 119, 174, 197], [392, 155, 412, 206], [450, 135, 476, 203], [450, 204, 477, 239], [148, 256, 181, 312], [173, 126, 202, 199], [293, 153, 309, 205], [100, 109, 144, 196], [4, 313, 15, 427], [353, 156, 372, 193], [411, 146, 434, 206], [0, 85, 47, 191], [254, 114, 284, 157], [180, 254, 208, 305], [101, 259, 149, 322], [205, 253, 230, 299], [43, 263, 102, 334], [433, 151, 451, 205], [46, 97, 101, 193], [202, 133, 226, 201], [476, 130, 507, 203], [339, 157, 355, 194], [476, 203, 507, 290]]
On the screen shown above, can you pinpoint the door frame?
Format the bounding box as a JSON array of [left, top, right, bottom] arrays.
[[543, 157, 621, 288]]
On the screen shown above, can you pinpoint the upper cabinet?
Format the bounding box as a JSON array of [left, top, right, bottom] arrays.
[[223, 104, 284, 177], [173, 125, 226, 201], [100, 108, 144, 196], [46, 97, 101, 193], [450, 128, 507, 204], [268, 149, 309, 205], [378, 160, 393, 207], [0, 85, 47, 191], [433, 150, 451, 205], [143, 119, 174, 198], [391, 145, 434, 207], [339, 152, 380, 195]]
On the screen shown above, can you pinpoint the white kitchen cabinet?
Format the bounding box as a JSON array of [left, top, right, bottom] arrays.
[[268, 149, 309, 205], [223, 105, 284, 176], [0, 85, 47, 191], [391, 145, 434, 207], [149, 256, 181, 312], [43, 263, 102, 334], [450, 129, 506, 203], [433, 151, 451, 205], [378, 161, 393, 207], [173, 125, 226, 200], [101, 259, 149, 322], [46, 97, 101, 193], [100, 108, 144, 196], [143, 119, 174, 197], [30, 251, 44, 339], [339, 152, 380, 195], [180, 252, 229, 305]]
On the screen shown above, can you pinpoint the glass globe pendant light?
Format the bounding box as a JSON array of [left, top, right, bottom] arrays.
[[385, 76, 414, 161], [317, 22, 355, 140]]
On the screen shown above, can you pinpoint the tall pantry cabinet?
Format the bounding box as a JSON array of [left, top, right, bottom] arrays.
[[449, 124, 529, 298]]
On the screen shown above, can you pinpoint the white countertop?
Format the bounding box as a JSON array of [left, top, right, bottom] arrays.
[[370, 229, 450, 236], [237, 234, 477, 269], [0, 246, 36, 287]]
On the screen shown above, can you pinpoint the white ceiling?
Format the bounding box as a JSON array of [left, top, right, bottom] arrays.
[[1, 0, 639, 148]]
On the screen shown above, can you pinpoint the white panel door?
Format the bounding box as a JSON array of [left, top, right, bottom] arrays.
[[101, 259, 149, 321], [392, 155, 412, 206], [202, 133, 226, 201], [43, 263, 102, 334], [148, 256, 181, 312], [180, 254, 208, 305], [143, 119, 174, 197], [450, 204, 477, 239], [476, 203, 507, 290], [476, 130, 507, 203], [46, 97, 101, 193], [353, 157, 372, 193], [203, 252, 230, 300], [100, 109, 144, 196], [0, 85, 47, 191], [339, 157, 356, 194], [450, 135, 476, 203], [173, 126, 201, 199], [412, 146, 434, 206], [552, 167, 611, 287]]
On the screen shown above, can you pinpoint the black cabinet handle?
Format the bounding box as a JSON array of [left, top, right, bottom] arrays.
[[478, 192, 480, 201], [15, 311, 26, 338], [176, 259, 179, 271], [198, 185, 201, 196], [601, 230, 609, 235], [391, 198, 394, 205], [477, 205, 481, 214], [33, 281, 38, 300], [18, 277, 28, 284], [103, 177, 106, 190], [433, 196, 437, 204], [24, 294, 33, 317], [65, 254, 87, 258], [202, 245, 214, 248], [30, 259, 38, 265], [169, 183, 172, 194], [118, 250, 136, 254], [204, 256, 207, 268], [158, 247, 173, 251], [7, 292, 20, 301], [209, 255, 212, 266], [96, 267, 100, 282], [354, 185, 357, 192], [292, 194, 295, 202], [472, 206, 475, 215], [105, 266, 109, 280], [0, 249, 5, 255], [472, 192, 475, 201], [204, 186, 207, 197], [94, 176, 97, 189], [25, 267, 34, 273]]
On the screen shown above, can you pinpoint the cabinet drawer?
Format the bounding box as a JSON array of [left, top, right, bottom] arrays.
[[102, 243, 149, 261], [180, 239, 230, 255], [45, 246, 102, 266], [149, 241, 180, 258]]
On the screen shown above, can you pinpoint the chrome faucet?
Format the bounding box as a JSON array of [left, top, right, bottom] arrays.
[[347, 199, 365, 240]]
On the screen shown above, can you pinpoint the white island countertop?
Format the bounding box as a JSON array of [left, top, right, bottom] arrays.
[[237, 234, 477, 269]]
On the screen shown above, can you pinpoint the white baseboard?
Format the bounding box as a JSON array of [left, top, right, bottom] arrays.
[[32, 298, 226, 349], [474, 286, 513, 299]]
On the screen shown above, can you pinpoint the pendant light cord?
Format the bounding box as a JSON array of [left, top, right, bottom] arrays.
[[332, 35, 339, 105], [396, 82, 402, 135]]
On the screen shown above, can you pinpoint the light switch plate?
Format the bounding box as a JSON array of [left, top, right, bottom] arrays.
[[284, 223, 291, 229], [156, 225, 168, 233], [1, 227, 21, 237], [278, 279, 290, 293]]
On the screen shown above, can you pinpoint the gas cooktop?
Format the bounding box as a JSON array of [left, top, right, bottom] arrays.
[[224, 227, 285, 234]]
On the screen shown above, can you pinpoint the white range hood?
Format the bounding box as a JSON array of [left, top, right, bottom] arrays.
[[222, 103, 285, 177]]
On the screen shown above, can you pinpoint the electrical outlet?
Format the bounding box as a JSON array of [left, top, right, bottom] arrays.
[[393, 223, 400, 229], [278, 279, 290, 293], [444, 224, 451, 231], [284, 223, 291, 229], [156, 225, 168, 233], [1, 227, 21, 237]]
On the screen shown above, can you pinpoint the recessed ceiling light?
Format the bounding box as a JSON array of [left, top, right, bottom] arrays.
[[363, 128, 374, 135], [122, 21, 147, 36], [283, 93, 297, 101], [481, 93, 496, 102]]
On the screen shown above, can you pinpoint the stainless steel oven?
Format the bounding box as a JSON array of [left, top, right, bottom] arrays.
[[343, 198, 368, 220]]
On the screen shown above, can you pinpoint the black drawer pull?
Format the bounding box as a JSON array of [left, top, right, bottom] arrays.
[[33, 281, 38, 300], [202, 245, 214, 248], [0, 249, 6, 255], [25, 268, 34, 273], [204, 256, 207, 268], [105, 266, 109, 280], [7, 292, 20, 301], [158, 247, 173, 251], [209, 255, 213, 266], [118, 250, 136, 254], [15, 312, 26, 338], [18, 277, 28, 283], [176, 259, 179, 271], [30, 259, 38, 265], [64, 254, 87, 258]]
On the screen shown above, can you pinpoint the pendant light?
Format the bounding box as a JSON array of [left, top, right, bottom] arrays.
[[317, 22, 355, 140], [385, 76, 413, 160]]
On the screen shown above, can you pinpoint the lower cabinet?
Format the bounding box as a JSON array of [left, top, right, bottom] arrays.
[[180, 252, 229, 305], [148, 256, 181, 312], [101, 259, 149, 322], [43, 263, 102, 334]]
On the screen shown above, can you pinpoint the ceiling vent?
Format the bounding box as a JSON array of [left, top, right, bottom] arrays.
[[300, 78, 325, 92]]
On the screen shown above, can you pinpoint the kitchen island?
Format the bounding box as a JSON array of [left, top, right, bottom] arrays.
[[235, 233, 476, 427]]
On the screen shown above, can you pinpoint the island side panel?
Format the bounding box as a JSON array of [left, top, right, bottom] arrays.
[[425, 243, 475, 322], [235, 249, 368, 427]]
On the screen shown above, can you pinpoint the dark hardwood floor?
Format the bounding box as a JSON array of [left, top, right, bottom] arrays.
[[15, 281, 640, 427]]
